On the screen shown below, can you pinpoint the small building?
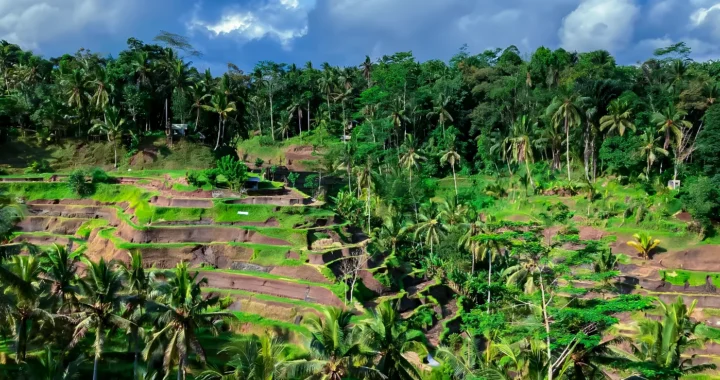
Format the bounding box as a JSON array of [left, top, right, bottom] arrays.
[[171, 124, 188, 136], [668, 180, 681, 190], [245, 177, 261, 190]]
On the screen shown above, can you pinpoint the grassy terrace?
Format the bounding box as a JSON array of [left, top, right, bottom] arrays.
[[151, 202, 334, 227], [196, 267, 345, 298], [204, 287, 326, 312], [96, 228, 308, 267], [659, 269, 720, 288]]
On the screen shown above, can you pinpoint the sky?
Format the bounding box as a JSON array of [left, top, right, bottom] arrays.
[[3, 0, 720, 73]]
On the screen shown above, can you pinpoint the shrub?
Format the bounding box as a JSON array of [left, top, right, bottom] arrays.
[[90, 168, 111, 184], [24, 160, 52, 174], [254, 157, 264, 168], [67, 170, 93, 197], [216, 156, 249, 190], [287, 172, 299, 188]]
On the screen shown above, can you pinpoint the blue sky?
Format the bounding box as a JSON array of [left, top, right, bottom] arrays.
[[3, 0, 720, 73]]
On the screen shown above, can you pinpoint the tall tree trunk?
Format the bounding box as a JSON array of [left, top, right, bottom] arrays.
[[16, 317, 27, 362], [255, 108, 262, 136], [133, 326, 139, 379], [195, 108, 200, 131], [269, 94, 275, 141], [566, 114, 571, 181], [487, 251, 492, 314], [452, 163, 458, 202], [298, 108, 302, 135], [591, 134, 597, 181], [583, 122, 590, 181], [177, 357, 183, 380], [540, 281, 553, 380], [307, 100, 311, 131], [114, 144, 118, 169], [214, 116, 222, 151], [524, 159, 534, 191]]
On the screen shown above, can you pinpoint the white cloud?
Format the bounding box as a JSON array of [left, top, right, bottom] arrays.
[[559, 0, 639, 53], [0, 0, 132, 50], [188, 0, 316, 49]]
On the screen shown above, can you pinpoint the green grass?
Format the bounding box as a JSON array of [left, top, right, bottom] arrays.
[[75, 218, 109, 238], [196, 267, 337, 291], [232, 311, 309, 334], [660, 269, 720, 288], [0, 182, 77, 200], [204, 288, 325, 312], [151, 202, 334, 229]]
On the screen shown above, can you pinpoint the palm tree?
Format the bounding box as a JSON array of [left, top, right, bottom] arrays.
[[360, 301, 426, 380], [131, 51, 152, 87], [202, 92, 237, 151], [652, 105, 691, 150], [375, 213, 408, 255], [274, 111, 292, 141], [40, 243, 83, 313], [317, 67, 334, 120], [399, 135, 426, 184], [121, 251, 152, 379], [549, 95, 584, 180], [440, 146, 461, 201], [427, 94, 454, 139], [413, 208, 447, 256], [624, 297, 715, 379], [190, 84, 210, 131], [508, 115, 536, 190], [27, 349, 86, 380], [0, 255, 51, 363], [89, 106, 127, 168], [285, 307, 379, 379], [627, 232, 660, 260], [356, 158, 375, 229], [144, 263, 233, 380], [60, 69, 89, 125], [389, 97, 410, 141], [437, 197, 469, 229], [88, 65, 111, 113], [71, 258, 130, 380], [600, 99, 635, 136], [638, 131, 668, 176], [198, 334, 287, 380], [360, 55, 373, 88]]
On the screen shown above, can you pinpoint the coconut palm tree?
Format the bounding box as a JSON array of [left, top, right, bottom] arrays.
[[440, 146, 461, 201], [652, 105, 691, 150], [413, 208, 447, 256], [427, 94, 454, 139], [623, 297, 715, 379], [88, 65, 112, 113], [71, 258, 130, 380], [599, 99, 635, 136], [189, 84, 210, 131], [198, 334, 288, 380], [285, 307, 380, 379], [143, 262, 233, 380], [0, 255, 51, 363], [359, 301, 426, 380], [626, 232, 660, 260], [89, 106, 127, 168], [508, 115, 536, 189], [360, 56, 373, 88], [548, 94, 584, 180], [399, 135, 426, 184], [131, 51, 152, 87], [317, 66, 334, 120], [40, 243, 83, 313], [638, 131, 668, 176], [121, 251, 153, 379], [60, 69, 89, 125], [202, 92, 237, 150], [274, 111, 292, 141], [26, 349, 86, 380]]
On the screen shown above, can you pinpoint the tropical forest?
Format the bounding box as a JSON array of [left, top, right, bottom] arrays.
[[0, 33, 720, 380]]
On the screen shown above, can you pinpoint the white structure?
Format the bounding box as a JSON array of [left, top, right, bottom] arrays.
[[668, 180, 681, 190]]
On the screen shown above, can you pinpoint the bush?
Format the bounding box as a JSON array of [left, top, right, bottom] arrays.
[[216, 156, 249, 190], [24, 160, 52, 174], [254, 157, 264, 168], [90, 168, 111, 184], [67, 170, 94, 197]]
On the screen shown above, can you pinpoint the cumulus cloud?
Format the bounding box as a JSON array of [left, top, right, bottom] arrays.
[[188, 0, 316, 49], [0, 0, 132, 50], [559, 0, 639, 53]]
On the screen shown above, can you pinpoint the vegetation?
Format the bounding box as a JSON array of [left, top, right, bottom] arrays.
[[1, 31, 720, 380]]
